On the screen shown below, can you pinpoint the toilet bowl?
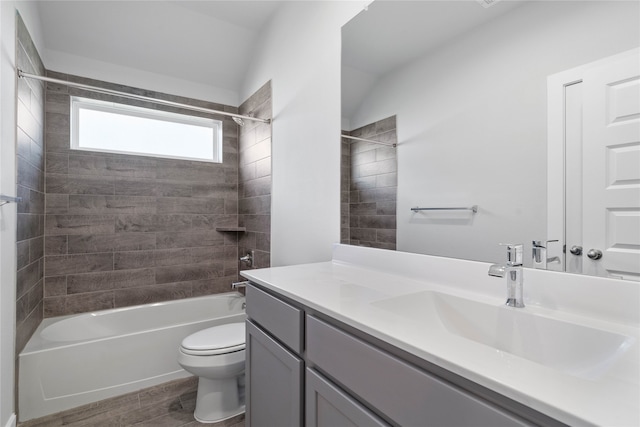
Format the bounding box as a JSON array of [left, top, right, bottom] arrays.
[[177, 322, 246, 423]]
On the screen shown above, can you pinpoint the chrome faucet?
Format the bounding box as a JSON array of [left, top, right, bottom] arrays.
[[488, 243, 524, 308], [532, 240, 560, 270]]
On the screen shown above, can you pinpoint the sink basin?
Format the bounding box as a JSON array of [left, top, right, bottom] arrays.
[[372, 291, 635, 380]]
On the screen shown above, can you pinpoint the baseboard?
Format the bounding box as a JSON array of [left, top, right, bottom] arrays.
[[3, 414, 16, 427]]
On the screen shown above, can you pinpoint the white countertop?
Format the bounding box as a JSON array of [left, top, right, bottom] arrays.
[[241, 244, 639, 427]]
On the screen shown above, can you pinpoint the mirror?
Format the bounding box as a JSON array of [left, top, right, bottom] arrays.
[[341, 0, 640, 279]]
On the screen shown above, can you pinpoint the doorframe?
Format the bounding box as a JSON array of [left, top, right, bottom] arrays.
[[547, 47, 640, 273]]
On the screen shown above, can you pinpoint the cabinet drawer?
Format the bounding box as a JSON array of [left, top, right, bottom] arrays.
[[246, 284, 303, 353], [307, 315, 528, 427]]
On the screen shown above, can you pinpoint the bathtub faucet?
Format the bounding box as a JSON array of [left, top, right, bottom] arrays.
[[231, 281, 248, 309], [231, 281, 248, 291]]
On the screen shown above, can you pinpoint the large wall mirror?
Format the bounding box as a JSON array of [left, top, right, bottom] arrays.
[[341, 0, 640, 280]]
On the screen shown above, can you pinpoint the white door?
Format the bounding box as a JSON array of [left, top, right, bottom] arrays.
[[582, 51, 640, 280]]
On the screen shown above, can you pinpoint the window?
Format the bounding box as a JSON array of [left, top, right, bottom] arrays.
[[70, 96, 222, 163]]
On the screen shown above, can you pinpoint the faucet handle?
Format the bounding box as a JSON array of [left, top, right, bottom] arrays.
[[532, 240, 561, 268], [532, 239, 558, 248], [500, 243, 523, 266]]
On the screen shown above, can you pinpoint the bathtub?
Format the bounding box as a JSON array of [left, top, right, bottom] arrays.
[[18, 292, 245, 422]]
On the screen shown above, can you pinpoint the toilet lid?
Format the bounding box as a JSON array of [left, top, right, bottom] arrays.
[[181, 322, 245, 355]]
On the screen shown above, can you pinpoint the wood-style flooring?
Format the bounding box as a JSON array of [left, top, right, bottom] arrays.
[[17, 377, 245, 427]]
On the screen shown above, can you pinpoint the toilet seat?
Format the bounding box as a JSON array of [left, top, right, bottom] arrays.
[[180, 322, 245, 356]]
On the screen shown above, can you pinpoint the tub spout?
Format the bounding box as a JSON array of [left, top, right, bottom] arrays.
[[231, 281, 248, 291]]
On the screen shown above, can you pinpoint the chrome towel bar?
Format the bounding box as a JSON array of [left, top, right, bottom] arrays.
[[0, 195, 22, 207], [411, 205, 478, 213]]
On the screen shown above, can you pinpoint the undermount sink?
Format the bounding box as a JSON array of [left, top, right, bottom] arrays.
[[372, 291, 635, 380]]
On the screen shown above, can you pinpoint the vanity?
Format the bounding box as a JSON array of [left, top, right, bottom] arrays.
[[241, 244, 639, 427]]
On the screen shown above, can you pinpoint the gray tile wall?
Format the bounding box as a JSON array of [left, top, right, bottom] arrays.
[[340, 138, 351, 244], [342, 116, 397, 250], [16, 12, 45, 354], [43, 72, 242, 317], [238, 81, 272, 271]]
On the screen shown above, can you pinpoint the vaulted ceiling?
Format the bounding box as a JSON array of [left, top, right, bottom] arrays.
[[34, 1, 283, 104]]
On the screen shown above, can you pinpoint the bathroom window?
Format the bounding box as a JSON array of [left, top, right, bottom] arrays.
[[70, 96, 222, 163]]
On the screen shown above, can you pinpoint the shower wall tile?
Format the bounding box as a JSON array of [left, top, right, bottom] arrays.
[[154, 262, 225, 285], [43, 71, 241, 317], [191, 275, 240, 297], [113, 178, 192, 197], [45, 253, 114, 276], [15, 12, 45, 354], [67, 233, 156, 254], [341, 138, 351, 244], [343, 116, 398, 250], [17, 241, 30, 270], [238, 81, 272, 271], [46, 173, 116, 195], [44, 276, 67, 297], [155, 231, 224, 250], [68, 153, 157, 178], [46, 214, 115, 235], [66, 269, 156, 294], [191, 214, 237, 231], [15, 302, 43, 359], [44, 291, 115, 317]]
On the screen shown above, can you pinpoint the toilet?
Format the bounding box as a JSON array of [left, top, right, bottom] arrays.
[[177, 322, 246, 423]]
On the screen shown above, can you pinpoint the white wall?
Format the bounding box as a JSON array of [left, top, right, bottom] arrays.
[[0, 4, 42, 426], [0, 4, 18, 424], [348, 1, 639, 265], [242, 1, 369, 266], [0, 3, 17, 425]]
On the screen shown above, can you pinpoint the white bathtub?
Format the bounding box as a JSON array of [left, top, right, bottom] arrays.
[[18, 293, 246, 422]]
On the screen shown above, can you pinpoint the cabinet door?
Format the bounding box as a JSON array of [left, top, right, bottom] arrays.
[[246, 320, 303, 427], [306, 368, 390, 427]]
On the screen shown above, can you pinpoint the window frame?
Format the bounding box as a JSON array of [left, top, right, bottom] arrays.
[[70, 96, 223, 163]]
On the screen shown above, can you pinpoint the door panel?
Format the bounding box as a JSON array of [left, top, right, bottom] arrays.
[[583, 51, 640, 280]]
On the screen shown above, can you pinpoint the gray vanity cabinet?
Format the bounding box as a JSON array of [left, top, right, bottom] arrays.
[[246, 283, 555, 427], [246, 285, 304, 427]]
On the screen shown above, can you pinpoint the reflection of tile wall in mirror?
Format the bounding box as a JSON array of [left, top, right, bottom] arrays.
[[342, 116, 397, 250]]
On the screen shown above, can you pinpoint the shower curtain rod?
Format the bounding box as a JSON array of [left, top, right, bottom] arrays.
[[17, 69, 271, 125], [341, 134, 397, 147]]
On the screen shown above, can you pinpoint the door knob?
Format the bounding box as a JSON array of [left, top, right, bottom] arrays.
[[587, 249, 603, 260], [569, 245, 583, 255]]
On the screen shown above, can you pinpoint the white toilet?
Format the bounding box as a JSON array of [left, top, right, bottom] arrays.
[[177, 322, 246, 423]]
